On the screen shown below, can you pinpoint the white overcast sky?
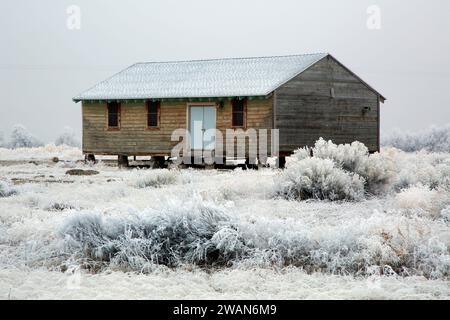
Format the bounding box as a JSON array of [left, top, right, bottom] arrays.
[[1, 0, 449, 142]]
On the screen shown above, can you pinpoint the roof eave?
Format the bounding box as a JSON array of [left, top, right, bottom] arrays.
[[72, 94, 272, 104]]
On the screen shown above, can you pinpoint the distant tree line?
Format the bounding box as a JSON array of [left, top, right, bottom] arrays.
[[0, 125, 80, 149], [382, 125, 450, 153]]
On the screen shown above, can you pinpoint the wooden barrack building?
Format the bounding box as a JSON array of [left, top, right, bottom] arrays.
[[73, 53, 385, 167]]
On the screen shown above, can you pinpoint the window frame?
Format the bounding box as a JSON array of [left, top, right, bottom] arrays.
[[146, 100, 161, 129], [106, 101, 121, 130], [231, 98, 247, 129]]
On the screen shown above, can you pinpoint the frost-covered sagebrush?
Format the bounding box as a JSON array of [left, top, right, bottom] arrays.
[[386, 148, 450, 190], [311, 139, 394, 192], [0, 180, 17, 197], [58, 199, 449, 278], [134, 170, 179, 188], [394, 184, 450, 218], [441, 206, 450, 222], [275, 138, 394, 200], [275, 157, 365, 201], [60, 201, 246, 270], [289, 141, 450, 194]]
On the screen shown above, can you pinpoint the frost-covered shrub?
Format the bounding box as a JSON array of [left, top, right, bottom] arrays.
[[388, 149, 450, 191], [383, 125, 450, 153], [60, 201, 246, 270], [275, 158, 365, 201], [441, 206, 450, 222], [276, 138, 394, 200], [46, 202, 75, 212], [358, 154, 393, 194], [291, 147, 311, 162], [395, 185, 450, 218], [240, 213, 449, 278], [395, 185, 436, 213], [55, 127, 80, 147], [53, 187, 449, 278], [8, 124, 43, 148], [134, 170, 178, 188], [312, 139, 395, 193], [58, 200, 450, 278], [313, 138, 369, 172], [0, 180, 17, 197]]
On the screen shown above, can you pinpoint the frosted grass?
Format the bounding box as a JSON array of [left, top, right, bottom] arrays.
[[1, 268, 448, 300]]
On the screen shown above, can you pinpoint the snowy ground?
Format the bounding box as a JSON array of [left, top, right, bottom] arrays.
[[0, 145, 449, 300]]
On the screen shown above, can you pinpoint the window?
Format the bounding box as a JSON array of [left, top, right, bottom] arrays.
[[107, 102, 120, 128], [147, 101, 160, 128], [232, 98, 246, 127]]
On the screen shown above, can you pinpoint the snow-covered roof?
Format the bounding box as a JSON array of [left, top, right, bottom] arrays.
[[73, 53, 329, 101]]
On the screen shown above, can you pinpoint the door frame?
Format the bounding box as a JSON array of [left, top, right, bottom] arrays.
[[186, 102, 217, 152]]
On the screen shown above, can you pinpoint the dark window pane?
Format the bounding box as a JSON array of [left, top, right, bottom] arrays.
[[148, 113, 158, 127], [147, 101, 159, 127], [107, 102, 119, 127], [108, 113, 118, 127], [233, 112, 244, 127], [233, 101, 244, 112], [232, 99, 245, 127], [108, 103, 119, 114], [148, 101, 158, 114]]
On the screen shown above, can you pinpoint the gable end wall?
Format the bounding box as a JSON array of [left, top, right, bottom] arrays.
[[274, 56, 380, 153]]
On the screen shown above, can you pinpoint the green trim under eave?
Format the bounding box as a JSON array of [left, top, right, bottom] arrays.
[[77, 95, 271, 104]]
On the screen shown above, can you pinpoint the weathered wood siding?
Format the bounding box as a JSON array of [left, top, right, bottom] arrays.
[[82, 98, 273, 156], [275, 55, 380, 153], [217, 98, 273, 158], [83, 101, 185, 155]]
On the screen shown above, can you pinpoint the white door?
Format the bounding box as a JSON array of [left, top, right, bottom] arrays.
[[189, 106, 216, 151]]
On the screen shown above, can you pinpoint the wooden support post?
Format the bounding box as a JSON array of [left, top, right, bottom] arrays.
[[214, 156, 226, 165], [245, 158, 258, 170], [118, 155, 129, 168], [258, 156, 268, 169], [253, 159, 259, 170], [152, 156, 166, 168], [214, 157, 227, 169], [85, 154, 96, 163], [277, 156, 286, 169]]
